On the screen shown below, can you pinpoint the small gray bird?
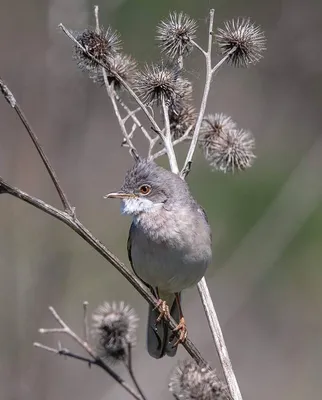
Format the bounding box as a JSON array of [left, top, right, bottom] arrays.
[[105, 159, 212, 358]]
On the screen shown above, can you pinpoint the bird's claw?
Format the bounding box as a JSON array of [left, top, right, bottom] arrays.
[[154, 299, 170, 322], [171, 317, 187, 346]]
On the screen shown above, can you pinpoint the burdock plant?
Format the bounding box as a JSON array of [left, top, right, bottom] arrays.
[[0, 4, 266, 400]]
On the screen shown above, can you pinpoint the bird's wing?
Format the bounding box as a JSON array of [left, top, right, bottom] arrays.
[[127, 222, 153, 290], [127, 222, 134, 268]]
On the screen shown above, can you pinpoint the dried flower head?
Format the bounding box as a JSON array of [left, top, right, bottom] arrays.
[[200, 113, 237, 141], [215, 18, 266, 67], [92, 301, 138, 363], [74, 27, 121, 71], [156, 12, 197, 59], [169, 360, 232, 400], [91, 53, 137, 90], [133, 63, 189, 105], [170, 103, 196, 140], [199, 114, 255, 172]]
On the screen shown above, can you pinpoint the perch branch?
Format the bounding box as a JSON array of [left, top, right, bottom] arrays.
[[0, 176, 207, 367]]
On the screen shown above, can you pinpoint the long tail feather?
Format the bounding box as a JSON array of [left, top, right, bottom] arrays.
[[146, 293, 181, 359]]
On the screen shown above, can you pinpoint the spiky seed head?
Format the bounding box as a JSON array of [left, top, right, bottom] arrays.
[[156, 12, 197, 59], [91, 53, 137, 90], [92, 301, 138, 363], [215, 18, 266, 67], [200, 113, 237, 140], [170, 103, 196, 140], [133, 63, 189, 105], [74, 27, 121, 71], [169, 360, 232, 400], [199, 114, 255, 172]]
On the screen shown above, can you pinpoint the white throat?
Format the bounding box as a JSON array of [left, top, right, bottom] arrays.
[[121, 197, 162, 218]]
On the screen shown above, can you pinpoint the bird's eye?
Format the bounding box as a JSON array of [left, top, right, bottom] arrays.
[[139, 184, 151, 195]]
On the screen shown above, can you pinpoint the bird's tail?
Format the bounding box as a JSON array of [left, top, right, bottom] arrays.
[[147, 292, 180, 359]]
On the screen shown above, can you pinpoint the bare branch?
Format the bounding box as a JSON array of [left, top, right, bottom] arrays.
[[83, 301, 89, 343], [161, 98, 179, 174], [125, 344, 148, 400], [198, 278, 242, 400], [0, 77, 74, 215], [180, 9, 215, 178], [35, 305, 143, 400], [151, 125, 193, 160]]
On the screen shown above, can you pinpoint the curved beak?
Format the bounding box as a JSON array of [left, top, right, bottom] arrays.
[[104, 192, 134, 199]]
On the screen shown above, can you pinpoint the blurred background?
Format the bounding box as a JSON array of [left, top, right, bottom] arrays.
[[1, 0, 322, 399]]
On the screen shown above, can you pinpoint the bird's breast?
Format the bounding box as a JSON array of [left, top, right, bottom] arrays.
[[130, 206, 212, 293]]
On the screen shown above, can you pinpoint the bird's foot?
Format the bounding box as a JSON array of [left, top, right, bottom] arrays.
[[172, 317, 188, 346], [154, 299, 170, 322]]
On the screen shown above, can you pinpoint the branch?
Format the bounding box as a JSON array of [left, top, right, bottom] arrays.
[[125, 344, 148, 400], [0, 78, 74, 215], [35, 306, 143, 400], [161, 98, 179, 174], [150, 125, 193, 161], [58, 23, 179, 172], [180, 9, 215, 179], [0, 176, 207, 367], [197, 278, 242, 400], [59, 24, 162, 137], [175, 11, 243, 400]]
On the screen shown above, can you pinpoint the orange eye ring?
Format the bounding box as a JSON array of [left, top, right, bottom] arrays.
[[139, 184, 151, 195]]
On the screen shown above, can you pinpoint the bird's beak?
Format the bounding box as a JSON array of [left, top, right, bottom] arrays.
[[103, 191, 134, 199]]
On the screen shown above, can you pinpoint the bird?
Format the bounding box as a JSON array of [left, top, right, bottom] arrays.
[[105, 158, 212, 358]]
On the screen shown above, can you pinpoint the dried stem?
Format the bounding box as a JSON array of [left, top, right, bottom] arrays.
[[0, 77, 74, 215], [58, 23, 180, 172], [93, 8, 138, 158], [125, 343, 148, 400], [197, 278, 242, 400], [161, 98, 179, 174], [180, 9, 215, 178], [172, 10, 243, 400], [35, 306, 143, 400], [150, 125, 193, 160], [83, 301, 89, 343]]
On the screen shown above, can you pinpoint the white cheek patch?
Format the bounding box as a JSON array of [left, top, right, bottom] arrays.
[[121, 197, 155, 216]]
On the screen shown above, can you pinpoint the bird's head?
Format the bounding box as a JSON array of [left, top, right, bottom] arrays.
[[104, 159, 190, 216]]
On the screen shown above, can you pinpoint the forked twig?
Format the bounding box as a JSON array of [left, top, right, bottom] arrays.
[[35, 306, 143, 400], [0, 78, 74, 215]]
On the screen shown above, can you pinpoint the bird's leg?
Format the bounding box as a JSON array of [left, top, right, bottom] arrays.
[[172, 293, 188, 346], [154, 288, 171, 322]]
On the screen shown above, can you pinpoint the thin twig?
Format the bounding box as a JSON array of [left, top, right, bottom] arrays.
[[34, 342, 96, 364], [125, 343, 147, 400], [180, 9, 215, 178], [197, 278, 242, 400], [59, 24, 162, 137], [175, 10, 243, 400], [0, 176, 207, 367], [83, 301, 89, 342], [0, 78, 74, 215], [93, 7, 138, 158], [150, 125, 193, 160], [59, 23, 180, 172], [115, 95, 152, 143], [191, 39, 207, 56], [161, 98, 179, 174], [36, 306, 142, 400]]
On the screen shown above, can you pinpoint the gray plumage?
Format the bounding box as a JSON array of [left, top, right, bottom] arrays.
[[107, 159, 212, 358]]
